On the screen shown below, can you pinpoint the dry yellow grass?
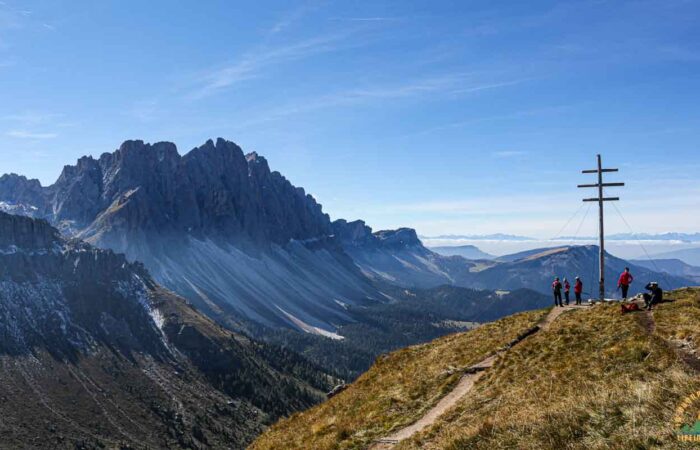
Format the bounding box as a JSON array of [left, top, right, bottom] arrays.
[[251, 289, 700, 450], [250, 309, 547, 450], [654, 288, 700, 345], [399, 290, 700, 449]]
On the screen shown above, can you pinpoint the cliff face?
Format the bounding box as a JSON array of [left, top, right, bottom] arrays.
[[0, 139, 376, 334], [0, 211, 331, 448], [12, 138, 330, 246], [332, 219, 476, 288], [0, 211, 166, 358], [0, 212, 58, 251]]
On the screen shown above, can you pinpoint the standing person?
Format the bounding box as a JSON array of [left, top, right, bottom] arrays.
[[563, 278, 571, 305], [552, 277, 563, 307], [574, 276, 583, 305], [617, 267, 634, 300], [643, 282, 663, 310]]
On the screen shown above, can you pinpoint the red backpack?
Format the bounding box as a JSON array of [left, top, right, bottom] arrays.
[[621, 303, 640, 314]]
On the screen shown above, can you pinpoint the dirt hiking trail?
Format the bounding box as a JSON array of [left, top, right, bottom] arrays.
[[370, 304, 587, 449]]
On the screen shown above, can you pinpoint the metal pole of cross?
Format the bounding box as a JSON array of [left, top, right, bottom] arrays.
[[578, 154, 624, 302]]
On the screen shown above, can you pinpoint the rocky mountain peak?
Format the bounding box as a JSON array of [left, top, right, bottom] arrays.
[[0, 173, 42, 189], [0, 211, 59, 251], [0, 138, 336, 247], [246, 151, 272, 177], [332, 220, 423, 250], [375, 228, 422, 248], [332, 219, 375, 247], [0, 173, 44, 206]]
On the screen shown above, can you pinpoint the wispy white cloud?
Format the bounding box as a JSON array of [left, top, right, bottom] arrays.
[[0, 1, 30, 29], [2, 111, 63, 125], [449, 78, 530, 94], [408, 103, 577, 138], [187, 32, 351, 99], [231, 75, 529, 129], [493, 150, 527, 158], [332, 17, 401, 22], [6, 130, 57, 139], [1, 111, 66, 139], [267, 2, 317, 36]]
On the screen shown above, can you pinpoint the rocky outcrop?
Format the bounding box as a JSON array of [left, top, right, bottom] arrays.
[[331, 221, 422, 250], [374, 228, 422, 249], [0, 211, 166, 357], [332, 219, 376, 247], [0, 211, 59, 252], [332, 219, 476, 288]]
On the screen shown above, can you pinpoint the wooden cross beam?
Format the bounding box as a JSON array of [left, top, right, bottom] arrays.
[[577, 154, 624, 302]]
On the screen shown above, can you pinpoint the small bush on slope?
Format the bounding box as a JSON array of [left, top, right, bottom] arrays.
[[400, 289, 700, 449], [250, 309, 547, 450]]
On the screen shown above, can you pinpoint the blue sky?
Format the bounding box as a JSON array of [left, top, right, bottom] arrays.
[[0, 0, 699, 238]]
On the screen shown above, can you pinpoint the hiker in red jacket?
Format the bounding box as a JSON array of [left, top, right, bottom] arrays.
[[552, 277, 563, 307], [618, 267, 634, 300], [574, 277, 583, 305], [563, 278, 571, 305]]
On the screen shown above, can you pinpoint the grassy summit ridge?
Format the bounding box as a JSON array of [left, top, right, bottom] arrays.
[[252, 289, 700, 449], [251, 309, 547, 449]]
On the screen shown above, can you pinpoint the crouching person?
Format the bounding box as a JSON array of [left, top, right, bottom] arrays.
[[643, 282, 663, 310]]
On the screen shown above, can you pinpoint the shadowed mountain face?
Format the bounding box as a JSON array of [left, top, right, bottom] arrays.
[[630, 258, 700, 283], [0, 211, 333, 448], [0, 139, 379, 336], [332, 219, 476, 288], [1, 140, 331, 243], [648, 247, 700, 267]]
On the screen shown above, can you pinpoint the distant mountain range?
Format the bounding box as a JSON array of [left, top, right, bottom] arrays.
[[428, 244, 496, 260], [420, 233, 534, 241], [630, 258, 700, 283], [646, 247, 700, 266], [554, 232, 700, 242], [333, 222, 694, 297], [467, 245, 691, 297], [418, 232, 700, 243]]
